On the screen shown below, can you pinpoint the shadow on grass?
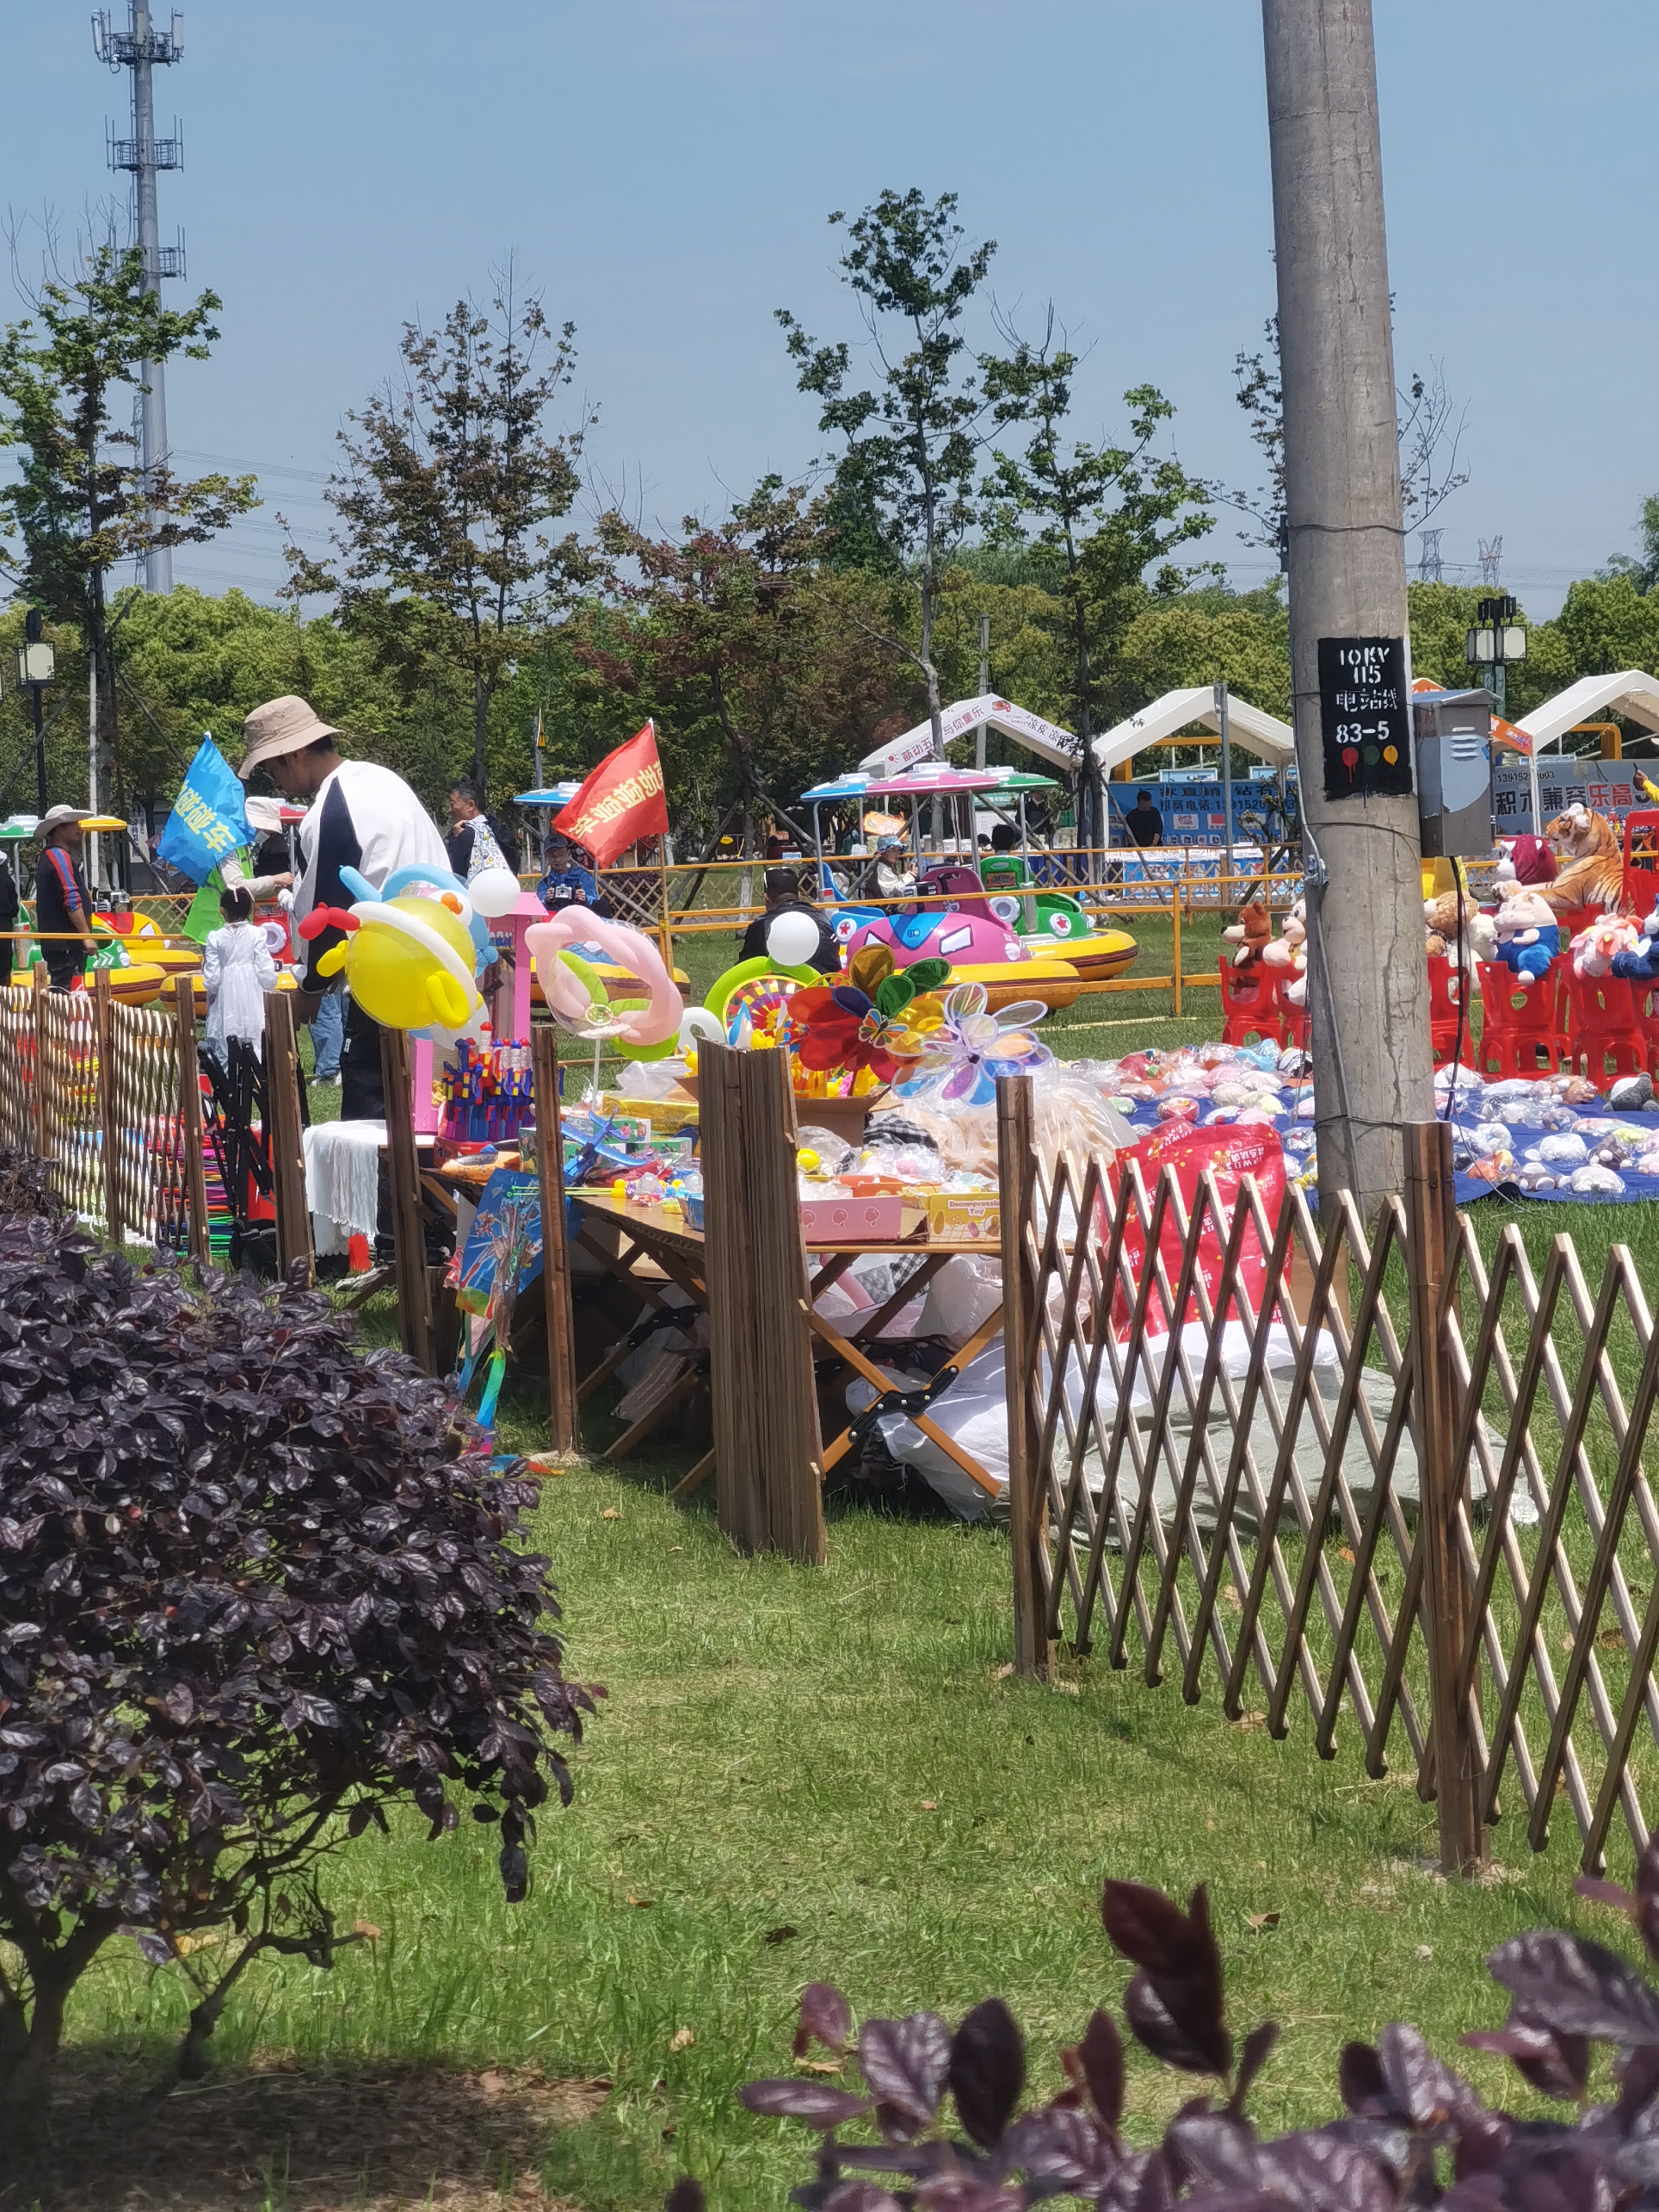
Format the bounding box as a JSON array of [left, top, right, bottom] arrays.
[[1, 2053, 609, 2212]]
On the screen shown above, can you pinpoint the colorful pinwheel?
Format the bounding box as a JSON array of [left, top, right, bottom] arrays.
[[791, 949, 950, 1084], [897, 982, 1051, 1105]]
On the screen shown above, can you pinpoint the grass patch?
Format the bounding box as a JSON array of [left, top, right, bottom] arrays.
[[60, 1376, 1626, 2212]]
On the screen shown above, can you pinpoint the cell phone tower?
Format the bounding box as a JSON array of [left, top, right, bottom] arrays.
[[92, 4, 186, 594]]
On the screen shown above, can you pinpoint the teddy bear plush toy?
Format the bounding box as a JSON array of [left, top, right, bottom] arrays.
[[1424, 891, 1496, 970], [1221, 898, 1272, 969], [1492, 888, 1561, 989], [1610, 906, 1659, 984], [1262, 898, 1307, 1005]]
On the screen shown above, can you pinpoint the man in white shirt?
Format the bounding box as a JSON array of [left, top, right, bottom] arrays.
[[239, 693, 450, 1121]]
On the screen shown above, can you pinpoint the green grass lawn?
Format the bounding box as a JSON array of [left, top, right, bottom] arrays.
[[61, 1360, 1640, 2212]]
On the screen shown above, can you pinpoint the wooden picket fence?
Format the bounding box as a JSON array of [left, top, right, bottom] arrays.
[[0, 972, 210, 1256], [998, 1081, 1659, 1877]]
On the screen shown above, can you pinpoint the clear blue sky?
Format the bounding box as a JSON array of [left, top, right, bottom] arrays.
[[4, 0, 1655, 618]]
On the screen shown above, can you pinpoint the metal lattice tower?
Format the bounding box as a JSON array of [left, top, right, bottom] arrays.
[[1418, 528, 1444, 582], [92, 4, 185, 595], [1478, 536, 1503, 589]]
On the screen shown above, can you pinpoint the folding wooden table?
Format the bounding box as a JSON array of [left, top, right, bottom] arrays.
[[570, 1191, 1004, 1502]]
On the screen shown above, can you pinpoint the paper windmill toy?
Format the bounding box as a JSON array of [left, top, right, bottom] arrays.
[[790, 947, 951, 1085], [897, 981, 1051, 1105]]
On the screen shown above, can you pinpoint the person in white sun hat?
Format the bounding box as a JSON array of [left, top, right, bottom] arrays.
[[238, 694, 449, 1122]]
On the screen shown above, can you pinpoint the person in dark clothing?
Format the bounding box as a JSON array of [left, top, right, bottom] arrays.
[[738, 867, 841, 974], [0, 843, 19, 986], [32, 807, 96, 990], [1122, 789, 1164, 848]]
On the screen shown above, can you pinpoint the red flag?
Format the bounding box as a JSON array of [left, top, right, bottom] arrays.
[[553, 723, 670, 866]]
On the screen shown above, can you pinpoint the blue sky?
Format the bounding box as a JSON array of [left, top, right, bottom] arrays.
[[4, 0, 1655, 618]]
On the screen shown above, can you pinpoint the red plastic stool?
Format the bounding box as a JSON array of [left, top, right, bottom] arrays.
[[1475, 961, 1569, 1078], [1562, 968, 1651, 1083], [1218, 957, 1283, 1047], [1628, 976, 1659, 1076], [1427, 954, 1476, 1067], [1271, 974, 1307, 1048]]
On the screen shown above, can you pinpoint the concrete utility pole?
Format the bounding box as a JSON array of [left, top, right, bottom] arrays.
[[1262, 0, 1432, 1215], [95, 4, 186, 595]]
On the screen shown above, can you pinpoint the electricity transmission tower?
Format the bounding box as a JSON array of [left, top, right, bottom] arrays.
[[1479, 537, 1503, 589], [1418, 529, 1444, 582], [93, 3, 186, 595]]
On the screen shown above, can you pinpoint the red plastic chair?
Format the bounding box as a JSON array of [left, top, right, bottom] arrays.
[[1561, 967, 1651, 1083], [1269, 973, 1307, 1048], [1475, 960, 1569, 1078], [1426, 954, 1476, 1067], [1218, 957, 1284, 1048]]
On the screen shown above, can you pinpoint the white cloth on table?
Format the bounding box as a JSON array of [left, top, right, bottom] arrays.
[[303, 1118, 386, 1255], [203, 921, 277, 1061]]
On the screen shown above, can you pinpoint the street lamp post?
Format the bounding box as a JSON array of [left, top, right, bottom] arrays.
[[1466, 593, 1531, 825], [16, 611, 55, 820]]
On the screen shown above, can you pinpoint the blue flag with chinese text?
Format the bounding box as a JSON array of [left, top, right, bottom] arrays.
[[156, 735, 251, 886]]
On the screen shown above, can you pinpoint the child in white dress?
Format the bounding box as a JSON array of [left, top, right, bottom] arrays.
[[203, 884, 278, 1067]]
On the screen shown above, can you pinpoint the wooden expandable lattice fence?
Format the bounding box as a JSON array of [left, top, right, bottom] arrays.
[[998, 1079, 1659, 1877], [0, 983, 36, 1156], [2, 973, 208, 1256]]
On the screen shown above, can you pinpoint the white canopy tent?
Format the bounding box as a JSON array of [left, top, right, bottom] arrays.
[[860, 685, 1295, 780], [1515, 671, 1659, 756], [860, 695, 1079, 776], [1088, 686, 1295, 775]]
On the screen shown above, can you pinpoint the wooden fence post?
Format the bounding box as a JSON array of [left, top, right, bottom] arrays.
[[378, 1023, 434, 1372], [700, 1039, 826, 1563], [530, 1025, 579, 1455], [92, 968, 124, 1247], [262, 991, 314, 1289], [173, 976, 211, 1264], [1405, 1117, 1483, 1874], [997, 1074, 1047, 1680]]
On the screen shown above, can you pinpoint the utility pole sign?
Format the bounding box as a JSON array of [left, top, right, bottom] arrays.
[[1318, 636, 1411, 799]]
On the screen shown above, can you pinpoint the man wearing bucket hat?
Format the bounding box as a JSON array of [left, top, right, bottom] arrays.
[[32, 807, 97, 992], [239, 695, 449, 1121]]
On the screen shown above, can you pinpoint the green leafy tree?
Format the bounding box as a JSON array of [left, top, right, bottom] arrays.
[[1600, 493, 1659, 594], [0, 242, 257, 821], [778, 189, 995, 759], [284, 266, 594, 794], [981, 312, 1215, 840], [584, 481, 900, 848]]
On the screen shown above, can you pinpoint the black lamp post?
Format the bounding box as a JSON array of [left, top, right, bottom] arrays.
[[16, 611, 55, 819]]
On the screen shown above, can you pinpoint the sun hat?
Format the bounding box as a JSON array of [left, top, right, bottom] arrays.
[[35, 805, 92, 837], [238, 694, 342, 781]]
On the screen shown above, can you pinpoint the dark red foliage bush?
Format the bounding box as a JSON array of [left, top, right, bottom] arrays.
[[702, 1845, 1659, 2209], [0, 1219, 595, 2131]]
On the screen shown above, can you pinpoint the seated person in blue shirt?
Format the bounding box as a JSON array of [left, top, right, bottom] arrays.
[[536, 831, 603, 912]]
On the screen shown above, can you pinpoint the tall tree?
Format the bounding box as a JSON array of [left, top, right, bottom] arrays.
[[583, 480, 898, 848], [778, 188, 994, 759], [1600, 492, 1659, 594], [0, 241, 257, 827], [981, 312, 1215, 845], [283, 266, 592, 792], [1227, 314, 1469, 566]]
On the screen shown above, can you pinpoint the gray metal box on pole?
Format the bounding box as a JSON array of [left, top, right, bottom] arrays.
[[1414, 689, 1494, 860]]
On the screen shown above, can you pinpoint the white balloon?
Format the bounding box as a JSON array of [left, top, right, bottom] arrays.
[[765, 909, 821, 969], [679, 1007, 725, 1051], [468, 866, 523, 920]]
